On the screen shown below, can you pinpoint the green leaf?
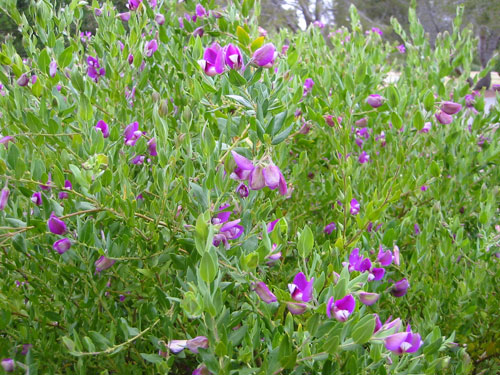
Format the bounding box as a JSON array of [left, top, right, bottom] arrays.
[[140, 353, 164, 363], [227, 69, 247, 87], [297, 225, 314, 258], [272, 125, 293, 145], [200, 248, 218, 283], [236, 26, 250, 45], [391, 112, 402, 130], [352, 315, 375, 344]]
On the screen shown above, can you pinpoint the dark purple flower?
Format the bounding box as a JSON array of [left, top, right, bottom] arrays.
[[377, 246, 393, 266], [253, 282, 277, 303], [58, 180, 72, 200], [193, 27, 204, 38], [440, 101, 462, 115], [366, 94, 384, 108], [47, 212, 67, 235], [358, 291, 380, 306], [95, 120, 109, 138], [350, 199, 360, 215], [324, 222, 336, 234], [128, 53, 134, 65], [288, 272, 314, 302], [145, 39, 158, 57], [236, 183, 249, 198], [95, 256, 115, 272], [390, 278, 409, 297], [369, 267, 385, 281], [17, 74, 29, 87], [0, 188, 9, 210], [87, 56, 106, 82], [49, 60, 57, 77], [31, 192, 42, 205], [251, 43, 276, 68], [53, 238, 72, 254], [224, 44, 243, 70], [435, 111, 452, 125], [327, 294, 355, 322]]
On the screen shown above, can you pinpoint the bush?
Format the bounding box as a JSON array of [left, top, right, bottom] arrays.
[[0, 0, 498, 374]]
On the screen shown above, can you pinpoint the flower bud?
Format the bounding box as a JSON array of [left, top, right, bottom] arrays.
[[17, 74, 30, 87], [47, 212, 67, 235], [366, 94, 384, 108], [440, 101, 462, 115], [390, 278, 409, 297], [53, 238, 72, 254], [155, 13, 165, 25], [435, 111, 453, 125], [358, 291, 380, 306], [252, 43, 276, 67], [253, 282, 277, 303]]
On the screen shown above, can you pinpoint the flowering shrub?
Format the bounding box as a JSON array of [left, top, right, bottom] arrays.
[[0, 0, 499, 373]]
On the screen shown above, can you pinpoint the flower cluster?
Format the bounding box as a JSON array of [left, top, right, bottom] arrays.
[[211, 204, 244, 249], [435, 101, 462, 125]]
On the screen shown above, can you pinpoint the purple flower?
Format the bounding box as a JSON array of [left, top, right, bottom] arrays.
[[195, 4, 207, 17], [49, 60, 57, 77], [371, 27, 383, 35], [440, 101, 462, 115], [95, 256, 115, 272], [1, 359, 14, 373], [198, 43, 225, 76], [155, 13, 165, 25], [220, 219, 244, 240], [95, 120, 109, 138], [17, 74, 29, 87], [358, 151, 370, 164], [251, 43, 276, 68], [366, 94, 384, 108], [47, 212, 67, 235], [419, 122, 431, 133], [21, 344, 32, 355], [384, 326, 423, 355], [303, 78, 314, 95], [435, 111, 452, 125], [31, 75, 38, 84], [236, 183, 249, 198], [178, 17, 184, 28], [327, 294, 355, 322], [193, 365, 211, 375], [286, 302, 308, 315], [128, 0, 142, 11], [377, 246, 393, 266], [58, 180, 72, 199], [168, 339, 187, 353], [0, 136, 14, 148], [131, 155, 145, 165], [267, 218, 280, 233], [253, 282, 277, 303], [224, 44, 243, 70], [87, 56, 106, 82], [145, 39, 158, 57], [148, 138, 157, 156], [128, 54, 134, 65], [414, 223, 420, 235], [390, 278, 409, 297], [358, 291, 380, 306], [231, 151, 254, 180], [350, 199, 360, 215], [53, 238, 72, 254], [313, 20, 325, 28], [397, 44, 406, 53], [31, 192, 42, 205], [124, 122, 142, 146], [0, 188, 9, 210], [288, 272, 314, 302], [393, 245, 400, 266], [369, 267, 385, 281], [119, 12, 131, 21], [324, 222, 336, 234], [186, 336, 209, 353], [40, 173, 52, 191], [355, 117, 368, 127], [281, 45, 289, 55]]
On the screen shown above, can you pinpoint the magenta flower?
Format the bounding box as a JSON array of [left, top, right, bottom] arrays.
[[220, 219, 244, 240], [369, 267, 385, 281], [1, 359, 14, 373], [49, 60, 57, 77], [128, 54, 134, 64], [47, 212, 67, 235], [17, 74, 29, 87], [87, 56, 106, 82], [148, 138, 157, 156], [0, 188, 9, 210], [53, 238, 72, 254], [440, 101, 462, 115], [253, 282, 277, 303], [251, 43, 276, 68], [377, 246, 393, 266], [390, 278, 409, 297], [313, 20, 325, 28], [327, 294, 355, 322], [155, 13, 165, 25], [119, 12, 131, 21], [195, 4, 207, 17], [236, 183, 249, 198], [419, 122, 431, 133], [288, 272, 314, 302], [414, 223, 420, 235], [95, 120, 109, 138], [145, 39, 158, 57], [124, 122, 142, 146], [95, 256, 115, 272], [193, 27, 204, 38], [397, 44, 406, 53], [350, 199, 360, 215], [128, 0, 142, 10], [303, 78, 314, 95], [324, 222, 336, 234], [358, 291, 380, 306], [371, 27, 383, 35], [198, 43, 225, 76], [358, 151, 370, 164], [224, 44, 243, 70], [366, 94, 384, 108], [384, 325, 423, 355], [346, 248, 372, 272], [58, 180, 72, 199], [286, 302, 308, 315], [31, 192, 42, 206], [131, 155, 145, 165], [267, 218, 280, 233], [281, 45, 289, 55], [435, 111, 452, 125]]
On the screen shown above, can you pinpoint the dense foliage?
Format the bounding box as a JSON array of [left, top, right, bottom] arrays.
[[0, 0, 499, 374]]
